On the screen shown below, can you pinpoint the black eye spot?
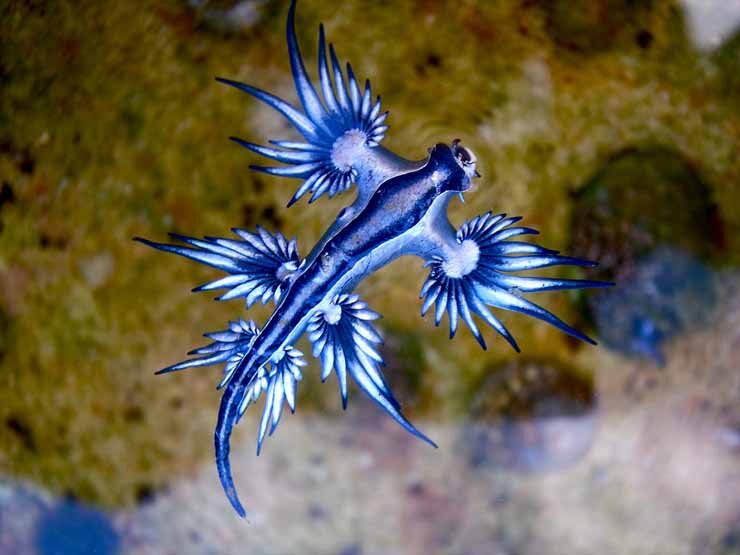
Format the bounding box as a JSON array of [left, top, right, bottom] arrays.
[[457, 147, 472, 164]]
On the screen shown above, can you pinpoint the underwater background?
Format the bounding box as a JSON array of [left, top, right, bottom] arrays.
[[1, 0, 740, 553]]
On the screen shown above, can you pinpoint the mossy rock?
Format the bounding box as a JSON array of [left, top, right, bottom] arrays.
[[589, 247, 716, 364], [713, 27, 740, 101], [461, 358, 596, 473], [568, 147, 722, 362], [186, 0, 272, 36], [544, 0, 656, 53], [2, 0, 740, 512], [380, 327, 427, 413], [569, 146, 721, 282]]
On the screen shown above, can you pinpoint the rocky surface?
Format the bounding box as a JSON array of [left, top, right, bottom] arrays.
[[1, 0, 739, 553], [1, 278, 739, 553]]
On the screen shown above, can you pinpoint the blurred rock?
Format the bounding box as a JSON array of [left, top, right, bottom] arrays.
[[462, 359, 596, 473], [693, 515, 740, 555], [401, 481, 465, 555], [570, 147, 722, 363], [380, 328, 427, 412], [34, 497, 120, 555], [187, 0, 267, 35], [570, 146, 720, 280], [713, 27, 740, 101], [78, 251, 114, 289], [1, 1, 739, 541], [543, 0, 656, 53], [0, 307, 11, 364], [591, 247, 715, 364], [682, 0, 740, 50]]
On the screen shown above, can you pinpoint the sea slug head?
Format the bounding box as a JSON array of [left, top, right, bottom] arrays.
[[451, 138, 480, 180], [427, 140, 480, 196]]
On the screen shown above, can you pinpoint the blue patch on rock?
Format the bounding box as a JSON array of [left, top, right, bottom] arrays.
[[34, 499, 119, 555]]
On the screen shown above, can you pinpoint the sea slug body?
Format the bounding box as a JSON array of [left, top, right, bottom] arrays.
[[135, 0, 612, 517]]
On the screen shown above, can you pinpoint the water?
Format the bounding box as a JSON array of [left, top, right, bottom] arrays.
[[1, 0, 739, 553]]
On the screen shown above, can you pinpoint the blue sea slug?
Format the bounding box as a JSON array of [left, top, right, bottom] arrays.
[[135, 0, 611, 516]]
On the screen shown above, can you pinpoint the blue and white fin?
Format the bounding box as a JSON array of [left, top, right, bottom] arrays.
[[217, 0, 389, 206], [420, 212, 614, 350], [306, 293, 437, 448], [154, 319, 259, 386], [134, 226, 301, 307], [235, 346, 307, 455]]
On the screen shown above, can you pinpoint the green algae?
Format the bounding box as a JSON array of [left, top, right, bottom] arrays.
[[713, 28, 740, 103], [544, 0, 658, 54], [380, 326, 428, 413], [0, 0, 739, 508], [186, 0, 270, 36], [463, 357, 595, 472], [569, 146, 722, 281], [467, 358, 594, 423]]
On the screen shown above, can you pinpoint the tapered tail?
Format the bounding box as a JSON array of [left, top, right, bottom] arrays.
[[214, 345, 307, 517], [215, 379, 248, 517]]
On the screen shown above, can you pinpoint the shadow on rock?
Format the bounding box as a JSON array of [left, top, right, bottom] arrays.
[[461, 358, 596, 474]]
